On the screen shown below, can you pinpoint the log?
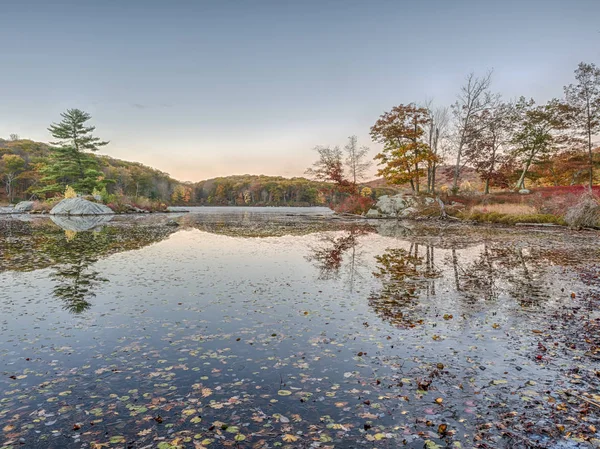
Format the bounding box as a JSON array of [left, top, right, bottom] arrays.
[[514, 223, 564, 228]]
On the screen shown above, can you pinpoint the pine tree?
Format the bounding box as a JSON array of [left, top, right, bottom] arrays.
[[38, 109, 109, 195], [47, 109, 109, 152]]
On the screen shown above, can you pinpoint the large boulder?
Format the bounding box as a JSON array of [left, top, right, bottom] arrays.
[[50, 198, 114, 216], [374, 194, 417, 217], [14, 201, 34, 213]]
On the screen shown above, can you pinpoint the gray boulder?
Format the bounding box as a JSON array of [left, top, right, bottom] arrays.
[[14, 201, 34, 212], [50, 198, 114, 216], [366, 208, 381, 218], [398, 207, 418, 218], [374, 194, 417, 217], [518, 189, 531, 195]]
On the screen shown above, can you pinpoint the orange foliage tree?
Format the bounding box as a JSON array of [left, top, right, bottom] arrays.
[[370, 104, 436, 193]]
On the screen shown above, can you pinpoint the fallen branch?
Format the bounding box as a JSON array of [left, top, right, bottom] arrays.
[[514, 223, 564, 228]]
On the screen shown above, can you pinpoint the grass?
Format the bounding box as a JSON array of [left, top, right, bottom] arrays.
[[470, 203, 538, 215], [459, 210, 566, 226], [457, 201, 566, 226]]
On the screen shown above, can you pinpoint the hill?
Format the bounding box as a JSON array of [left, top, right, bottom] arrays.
[[0, 139, 394, 206]]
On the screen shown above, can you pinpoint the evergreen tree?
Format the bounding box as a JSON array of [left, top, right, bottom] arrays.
[[38, 109, 109, 195]]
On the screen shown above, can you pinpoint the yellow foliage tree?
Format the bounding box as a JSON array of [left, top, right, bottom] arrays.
[[64, 185, 77, 198]]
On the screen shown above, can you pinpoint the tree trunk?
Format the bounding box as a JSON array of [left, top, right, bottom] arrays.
[[414, 163, 420, 193], [484, 178, 490, 194], [515, 157, 533, 190]]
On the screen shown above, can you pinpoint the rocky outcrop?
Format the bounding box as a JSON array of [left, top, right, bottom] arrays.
[[14, 201, 34, 212], [366, 194, 438, 219], [50, 198, 114, 216]]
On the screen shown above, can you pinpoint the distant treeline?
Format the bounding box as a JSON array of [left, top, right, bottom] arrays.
[[0, 138, 394, 205]]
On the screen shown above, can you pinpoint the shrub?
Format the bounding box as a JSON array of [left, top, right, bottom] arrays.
[[64, 185, 77, 199], [564, 191, 600, 229], [334, 195, 374, 215], [31, 201, 53, 213]]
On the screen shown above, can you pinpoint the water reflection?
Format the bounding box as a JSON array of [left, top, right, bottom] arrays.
[[0, 219, 177, 313], [305, 226, 374, 291], [50, 214, 113, 232], [369, 244, 441, 327], [48, 232, 108, 313]]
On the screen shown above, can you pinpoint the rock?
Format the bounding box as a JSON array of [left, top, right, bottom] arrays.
[[398, 207, 418, 218], [366, 208, 381, 218], [14, 201, 34, 212], [165, 220, 179, 227], [93, 194, 103, 201], [375, 194, 416, 216], [50, 198, 114, 216], [424, 197, 435, 205], [518, 189, 531, 195], [0, 206, 14, 214]]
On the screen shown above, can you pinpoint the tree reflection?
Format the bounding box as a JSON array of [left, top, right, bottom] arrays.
[[48, 231, 109, 313], [457, 244, 548, 306], [1, 220, 177, 313], [369, 244, 440, 328], [305, 226, 374, 291]]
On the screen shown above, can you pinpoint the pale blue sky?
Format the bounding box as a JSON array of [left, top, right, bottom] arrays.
[[1, 0, 599, 181]]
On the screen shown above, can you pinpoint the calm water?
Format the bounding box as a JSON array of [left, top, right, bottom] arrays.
[[0, 209, 599, 449]]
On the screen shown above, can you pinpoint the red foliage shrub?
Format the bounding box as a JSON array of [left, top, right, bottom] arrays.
[[334, 195, 374, 215]]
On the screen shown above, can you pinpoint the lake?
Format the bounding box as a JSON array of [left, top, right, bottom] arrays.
[[0, 208, 599, 449]]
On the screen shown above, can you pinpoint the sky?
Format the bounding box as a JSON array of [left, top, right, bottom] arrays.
[[1, 0, 599, 182]]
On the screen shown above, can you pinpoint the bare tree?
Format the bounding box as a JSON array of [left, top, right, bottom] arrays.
[[564, 62, 600, 188], [344, 135, 371, 185], [463, 99, 512, 194], [423, 103, 450, 193], [9, 134, 20, 141], [451, 71, 494, 191]]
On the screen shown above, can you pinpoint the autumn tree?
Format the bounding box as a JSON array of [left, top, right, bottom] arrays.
[[564, 62, 600, 188], [463, 101, 512, 193], [39, 109, 109, 195], [344, 135, 371, 185], [1, 154, 26, 202], [370, 104, 434, 193], [451, 71, 494, 191], [509, 98, 569, 190], [305, 146, 345, 183]]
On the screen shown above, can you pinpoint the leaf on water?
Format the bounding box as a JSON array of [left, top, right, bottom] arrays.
[[282, 434, 299, 442], [201, 388, 212, 397], [277, 390, 292, 396]]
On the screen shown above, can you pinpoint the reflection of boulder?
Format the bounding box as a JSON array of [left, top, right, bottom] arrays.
[[50, 198, 114, 215], [14, 201, 34, 212], [51, 215, 113, 232]]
